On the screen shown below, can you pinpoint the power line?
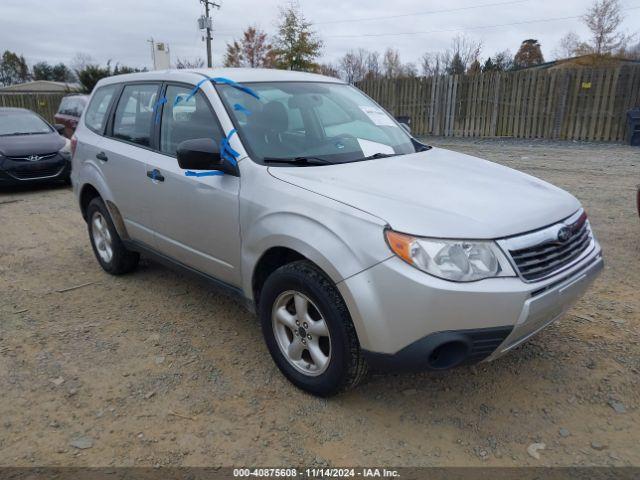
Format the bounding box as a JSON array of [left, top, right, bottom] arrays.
[[212, 0, 529, 36], [322, 6, 640, 39], [313, 0, 529, 25]]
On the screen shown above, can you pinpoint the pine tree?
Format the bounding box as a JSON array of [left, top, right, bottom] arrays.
[[272, 2, 323, 71]]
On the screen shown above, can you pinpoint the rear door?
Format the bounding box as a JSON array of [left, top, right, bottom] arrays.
[[99, 82, 161, 248], [143, 83, 242, 286]]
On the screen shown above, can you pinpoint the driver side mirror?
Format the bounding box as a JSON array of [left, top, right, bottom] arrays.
[[176, 138, 239, 177]]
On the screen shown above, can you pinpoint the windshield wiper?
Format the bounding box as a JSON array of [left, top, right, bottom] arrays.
[[263, 156, 335, 166], [360, 152, 400, 160]]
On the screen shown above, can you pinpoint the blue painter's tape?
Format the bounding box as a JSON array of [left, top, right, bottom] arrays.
[[220, 129, 240, 166], [184, 130, 240, 178], [177, 76, 260, 109], [234, 103, 252, 116], [185, 170, 225, 177], [153, 96, 168, 124], [211, 77, 261, 100]]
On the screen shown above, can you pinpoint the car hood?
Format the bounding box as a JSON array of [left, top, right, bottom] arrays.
[[268, 147, 581, 239], [0, 132, 65, 157]]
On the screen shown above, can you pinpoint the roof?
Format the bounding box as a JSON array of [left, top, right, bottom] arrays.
[[0, 80, 81, 93], [97, 68, 345, 88], [520, 55, 640, 71]]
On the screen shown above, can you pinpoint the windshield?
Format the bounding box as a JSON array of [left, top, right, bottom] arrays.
[[0, 110, 52, 136], [217, 82, 422, 165]]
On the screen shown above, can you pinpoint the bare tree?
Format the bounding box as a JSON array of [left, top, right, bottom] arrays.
[[364, 51, 381, 79], [382, 48, 403, 78], [449, 35, 482, 70], [619, 41, 640, 60], [402, 62, 418, 78], [70, 53, 94, 73], [318, 63, 340, 79], [583, 0, 629, 55], [340, 49, 368, 83], [555, 32, 582, 59], [176, 57, 206, 69], [420, 53, 443, 76]]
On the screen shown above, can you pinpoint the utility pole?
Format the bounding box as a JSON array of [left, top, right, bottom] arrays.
[[147, 38, 156, 69], [200, 0, 220, 68]]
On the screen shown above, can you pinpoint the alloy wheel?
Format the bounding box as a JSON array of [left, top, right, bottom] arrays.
[[271, 290, 332, 376]]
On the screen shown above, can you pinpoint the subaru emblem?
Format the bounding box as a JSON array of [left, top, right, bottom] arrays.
[[557, 227, 572, 243]]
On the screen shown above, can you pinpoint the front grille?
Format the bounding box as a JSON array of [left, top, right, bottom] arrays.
[[10, 165, 64, 179], [7, 153, 58, 162], [508, 213, 592, 282]]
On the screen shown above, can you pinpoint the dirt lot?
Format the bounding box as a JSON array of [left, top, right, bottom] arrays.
[[1, 138, 639, 467]]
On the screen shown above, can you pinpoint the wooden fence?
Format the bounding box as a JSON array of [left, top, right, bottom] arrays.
[[357, 65, 640, 142], [0, 93, 65, 123]]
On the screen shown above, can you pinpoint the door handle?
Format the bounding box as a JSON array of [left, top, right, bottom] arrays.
[[146, 169, 165, 182], [96, 152, 108, 161]]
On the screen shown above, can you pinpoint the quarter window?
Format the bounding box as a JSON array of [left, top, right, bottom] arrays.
[[84, 85, 118, 133], [160, 85, 223, 156], [112, 84, 159, 147]]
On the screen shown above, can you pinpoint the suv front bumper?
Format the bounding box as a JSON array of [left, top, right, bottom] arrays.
[[338, 245, 603, 371]]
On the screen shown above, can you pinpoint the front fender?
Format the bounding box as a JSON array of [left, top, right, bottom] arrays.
[[241, 210, 392, 302]]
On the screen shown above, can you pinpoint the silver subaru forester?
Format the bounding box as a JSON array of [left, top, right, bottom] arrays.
[[72, 68, 603, 396]]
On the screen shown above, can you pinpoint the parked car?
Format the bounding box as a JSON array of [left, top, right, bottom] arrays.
[[0, 107, 71, 186], [54, 95, 88, 138], [72, 69, 603, 396]]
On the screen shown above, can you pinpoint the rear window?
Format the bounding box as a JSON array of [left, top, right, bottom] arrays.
[[85, 85, 118, 133], [58, 97, 85, 117]]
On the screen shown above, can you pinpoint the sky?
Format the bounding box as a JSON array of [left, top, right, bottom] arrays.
[[1, 0, 639, 71]]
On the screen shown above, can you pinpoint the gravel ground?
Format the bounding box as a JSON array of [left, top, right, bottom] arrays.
[[0, 138, 638, 467]]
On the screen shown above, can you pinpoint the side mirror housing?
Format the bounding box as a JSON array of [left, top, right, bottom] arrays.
[[54, 123, 66, 135], [176, 138, 239, 176]]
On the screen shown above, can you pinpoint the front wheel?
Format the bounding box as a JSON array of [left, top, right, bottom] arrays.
[[259, 261, 367, 396]]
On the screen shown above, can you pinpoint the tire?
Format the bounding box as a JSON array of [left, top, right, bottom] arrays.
[[259, 260, 367, 396], [86, 197, 139, 275]]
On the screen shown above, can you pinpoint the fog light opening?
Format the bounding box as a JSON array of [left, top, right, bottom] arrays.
[[427, 341, 469, 370]]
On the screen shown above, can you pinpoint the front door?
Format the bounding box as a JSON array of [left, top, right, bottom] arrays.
[[143, 84, 242, 287]]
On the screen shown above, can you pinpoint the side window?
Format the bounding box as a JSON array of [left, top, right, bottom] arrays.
[[112, 84, 159, 147], [85, 85, 118, 133], [160, 85, 223, 156]]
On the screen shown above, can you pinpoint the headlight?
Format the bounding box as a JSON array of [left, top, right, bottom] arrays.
[[59, 139, 71, 159], [385, 230, 516, 282]]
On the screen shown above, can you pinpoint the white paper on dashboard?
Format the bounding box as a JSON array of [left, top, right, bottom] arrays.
[[359, 106, 398, 127], [357, 138, 395, 157]]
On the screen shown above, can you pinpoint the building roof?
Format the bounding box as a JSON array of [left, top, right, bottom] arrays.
[[521, 55, 640, 70], [0, 80, 81, 93]]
